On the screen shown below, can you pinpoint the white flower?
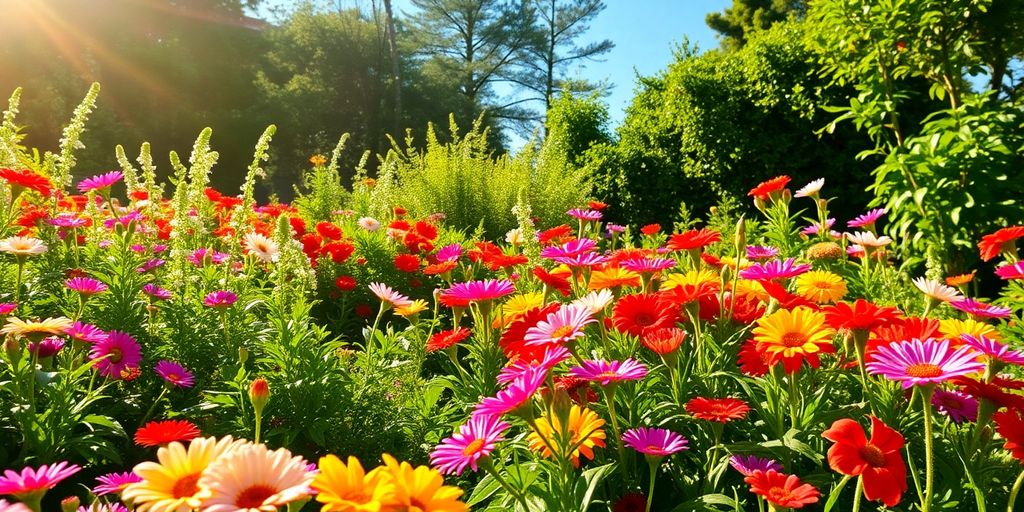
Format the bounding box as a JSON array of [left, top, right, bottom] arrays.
[[242, 233, 280, 263], [0, 236, 47, 257], [357, 217, 380, 231], [571, 289, 615, 315], [912, 277, 964, 303], [845, 231, 892, 248], [198, 442, 314, 512], [505, 228, 524, 246], [795, 178, 825, 198]]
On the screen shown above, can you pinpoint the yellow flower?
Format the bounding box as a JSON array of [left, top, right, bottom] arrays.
[[122, 436, 242, 512], [1, 316, 73, 339], [940, 318, 1001, 342], [395, 300, 429, 318], [734, 279, 769, 303], [588, 267, 641, 291], [794, 270, 847, 304], [752, 307, 835, 359], [719, 256, 752, 270], [662, 269, 720, 290], [527, 405, 606, 467], [312, 455, 396, 512], [379, 453, 468, 512], [494, 292, 545, 328], [0, 236, 47, 257], [309, 154, 327, 166]]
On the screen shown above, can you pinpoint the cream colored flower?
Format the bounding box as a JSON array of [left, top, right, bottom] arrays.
[[243, 233, 279, 263], [845, 231, 892, 248], [1, 317, 73, 338], [198, 442, 314, 512], [505, 228, 524, 246], [0, 236, 47, 257], [123, 436, 243, 512], [571, 289, 615, 315], [912, 277, 964, 303]]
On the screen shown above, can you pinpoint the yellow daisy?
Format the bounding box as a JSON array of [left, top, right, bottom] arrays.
[[734, 279, 770, 303], [122, 436, 242, 512], [312, 455, 396, 512], [1, 316, 73, 339], [527, 405, 606, 467], [752, 307, 836, 359], [395, 300, 429, 318], [662, 269, 720, 291], [494, 292, 545, 328], [588, 267, 641, 291], [379, 453, 468, 512], [794, 270, 847, 304], [940, 318, 1001, 343]]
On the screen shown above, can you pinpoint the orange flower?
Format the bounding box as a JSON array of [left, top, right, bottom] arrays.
[[747, 175, 791, 200], [685, 397, 750, 423], [588, 267, 641, 291], [744, 470, 819, 509]]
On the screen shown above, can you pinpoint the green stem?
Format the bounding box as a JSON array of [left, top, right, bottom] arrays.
[[254, 410, 263, 444], [852, 476, 863, 512], [480, 457, 531, 511], [1008, 468, 1024, 512], [787, 373, 800, 431], [645, 458, 658, 512], [13, 258, 24, 306], [138, 386, 169, 427], [922, 385, 936, 512], [603, 386, 630, 484]]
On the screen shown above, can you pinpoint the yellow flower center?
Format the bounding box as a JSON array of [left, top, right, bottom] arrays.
[[462, 438, 486, 456], [767, 486, 795, 503], [108, 348, 124, 363], [235, 484, 277, 507], [905, 363, 942, 378], [782, 332, 808, 347], [859, 443, 886, 467], [550, 325, 576, 340], [172, 473, 201, 499], [598, 371, 619, 380], [813, 281, 834, 289]]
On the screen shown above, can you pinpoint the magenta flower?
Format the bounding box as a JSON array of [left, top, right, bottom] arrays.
[[800, 218, 835, 236], [435, 244, 463, 263], [78, 504, 128, 512], [567, 208, 602, 221], [89, 331, 142, 379], [620, 257, 676, 273], [65, 321, 107, 344], [49, 213, 87, 228], [950, 298, 1011, 319], [960, 334, 1024, 365], [104, 210, 142, 230], [203, 290, 238, 308], [92, 471, 142, 496], [848, 208, 887, 228], [621, 427, 688, 457], [866, 338, 984, 389], [997, 262, 1024, 280], [569, 359, 648, 386], [155, 360, 195, 388], [441, 279, 515, 304], [606, 224, 626, 234], [0, 303, 16, 315], [66, 276, 108, 295], [474, 366, 547, 418], [554, 252, 610, 267], [28, 337, 64, 359], [368, 282, 414, 308], [729, 455, 783, 476], [430, 414, 510, 475], [738, 258, 812, 281], [187, 248, 229, 266], [540, 238, 597, 260], [136, 258, 165, 273], [77, 171, 123, 193], [524, 305, 595, 347], [745, 245, 779, 260], [931, 389, 978, 424], [142, 284, 172, 301], [497, 346, 571, 384], [0, 461, 81, 500]]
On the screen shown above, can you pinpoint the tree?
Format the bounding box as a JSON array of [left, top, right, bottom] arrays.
[[706, 0, 805, 49]]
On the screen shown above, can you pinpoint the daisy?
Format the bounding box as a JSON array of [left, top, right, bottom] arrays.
[[866, 338, 985, 389], [473, 366, 546, 418], [527, 405, 606, 467], [567, 208, 602, 221], [243, 233, 279, 263], [553, 251, 609, 267], [89, 330, 142, 379], [685, 397, 750, 423], [588, 267, 641, 290], [2, 317, 74, 339], [667, 228, 721, 251], [996, 262, 1024, 280], [66, 276, 108, 295], [28, 337, 64, 359], [155, 360, 196, 388], [49, 213, 88, 228], [0, 168, 53, 197], [496, 346, 572, 384], [524, 305, 595, 347], [738, 258, 812, 281], [134, 420, 202, 448], [426, 328, 471, 353], [960, 334, 1024, 365], [122, 436, 242, 511], [569, 359, 648, 386], [540, 238, 597, 260], [93, 472, 142, 496], [0, 303, 15, 315], [64, 321, 107, 344], [203, 290, 238, 308], [620, 257, 675, 273], [794, 178, 824, 198], [641, 327, 686, 355], [801, 219, 836, 236], [978, 225, 1024, 262], [912, 277, 964, 303], [940, 318, 1001, 342], [846, 231, 892, 248], [311, 455, 397, 511], [752, 307, 835, 361], [621, 427, 688, 457], [848, 208, 887, 228], [441, 279, 515, 304], [142, 284, 172, 301], [745, 245, 779, 260], [729, 455, 783, 476], [357, 217, 381, 231], [931, 389, 978, 423], [950, 298, 1012, 319], [199, 443, 314, 511], [435, 243, 463, 263], [745, 470, 819, 509], [748, 175, 791, 200], [378, 454, 468, 512], [794, 270, 847, 303], [430, 415, 510, 475], [0, 462, 80, 505], [570, 289, 615, 314], [0, 236, 47, 257], [367, 282, 414, 309], [77, 171, 123, 193], [0, 499, 30, 512]]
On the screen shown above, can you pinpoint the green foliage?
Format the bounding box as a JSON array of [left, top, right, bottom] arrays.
[[707, 0, 807, 49], [544, 92, 611, 167]]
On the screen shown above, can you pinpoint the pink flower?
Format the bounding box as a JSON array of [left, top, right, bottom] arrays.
[[540, 238, 598, 260], [620, 257, 675, 273], [950, 298, 1011, 319], [866, 338, 984, 389], [187, 248, 229, 266], [606, 224, 626, 234], [621, 427, 688, 457], [77, 171, 123, 193], [155, 360, 195, 388], [89, 331, 142, 379], [49, 213, 87, 228], [136, 258, 165, 273], [729, 455, 784, 476], [848, 208, 887, 228], [66, 276, 108, 295], [800, 218, 835, 236], [569, 359, 648, 386], [65, 321, 107, 344], [0, 461, 80, 500], [524, 305, 595, 347], [996, 262, 1024, 280], [203, 290, 238, 308], [745, 245, 779, 260], [368, 282, 414, 308], [142, 284, 171, 301], [0, 499, 30, 512], [92, 471, 141, 496], [435, 244, 463, 263], [0, 303, 16, 315], [931, 389, 978, 424], [567, 208, 602, 221], [960, 334, 1024, 365], [441, 279, 515, 304], [554, 251, 609, 267], [78, 504, 128, 512], [739, 258, 812, 281], [474, 366, 546, 418], [28, 337, 64, 359], [497, 346, 571, 384], [430, 414, 510, 475]]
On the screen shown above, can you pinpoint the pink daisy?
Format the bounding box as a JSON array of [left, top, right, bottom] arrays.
[[92, 471, 142, 496], [800, 218, 835, 236], [620, 257, 676, 273], [569, 359, 648, 386], [0, 499, 30, 512], [142, 284, 172, 300], [866, 338, 985, 389], [606, 224, 626, 234], [435, 244, 463, 263], [540, 238, 598, 260], [368, 282, 414, 308], [960, 334, 1024, 365], [567, 208, 602, 221], [104, 211, 142, 230], [950, 298, 1012, 319], [847, 208, 887, 228], [187, 248, 229, 266], [441, 279, 515, 304], [553, 251, 609, 267], [0, 303, 15, 315], [64, 321, 107, 344], [474, 366, 547, 418], [931, 389, 978, 424], [430, 414, 510, 475], [66, 276, 108, 295], [997, 262, 1024, 280], [738, 258, 812, 281], [524, 305, 595, 347], [77, 504, 128, 512], [77, 171, 123, 193], [136, 258, 165, 273], [729, 455, 784, 476], [155, 360, 196, 388], [88, 331, 143, 379], [28, 337, 64, 359], [0, 461, 81, 501], [49, 214, 88, 228], [497, 346, 572, 384], [621, 427, 688, 457], [203, 290, 238, 308], [745, 245, 779, 260]]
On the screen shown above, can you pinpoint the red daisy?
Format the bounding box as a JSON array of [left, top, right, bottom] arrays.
[[611, 293, 677, 337], [426, 328, 472, 352], [666, 228, 722, 251], [0, 168, 53, 197], [533, 267, 572, 296], [134, 420, 201, 447], [747, 175, 792, 200], [823, 299, 902, 332], [538, 225, 573, 245], [393, 253, 421, 272], [423, 260, 458, 276], [979, 226, 1024, 262], [744, 470, 820, 509], [334, 275, 357, 291], [993, 407, 1024, 462], [685, 397, 750, 423], [640, 224, 661, 236], [737, 338, 771, 377]]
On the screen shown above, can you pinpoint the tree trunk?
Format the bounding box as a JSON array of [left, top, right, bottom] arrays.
[[383, 0, 402, 136]]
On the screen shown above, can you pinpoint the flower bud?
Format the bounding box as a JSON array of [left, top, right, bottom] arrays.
[[734, 215, 746, 255], [238, 347, 249, 365], [60, 496, 80, 512], [249, 377, 270, 416], [4, 337, 22, 364]]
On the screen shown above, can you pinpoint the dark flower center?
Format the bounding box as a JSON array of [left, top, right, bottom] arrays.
[[235, 484, 277, 507], [860, 443, 887, 467]]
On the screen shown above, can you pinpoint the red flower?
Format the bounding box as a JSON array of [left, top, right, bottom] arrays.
[[667, 228, 721, 251], [315, 222, 343, 240], [955, 377, 1024, 409], [661, 280, 718, 305], [538, 225, 573, 245], [354, 303, 375, 318], [822, 416, 907, 507], [979, 226, 1024, 261], [588, 200, 608, 211], [335, 275, 357, 291], [611, 293, 677, 337], [534, 267, 571, 296], [994, 408, 1024, 462], [288, 216, 307, 236], [130, 190, 149, 201], [744, 470, 819, 509], [426, 328, 471, 352], [640, 224, 661, 236], [747, 175, 791, 199], [204, 188, 223, 202], [685, 397, 750, 423], [0, 168, 53, 196], [413, 220, 438, 240], [610, 492, 646, 512], [323, 241, 355, 264], [823, 299, 902, 332], [134, 420, 201, 447], [484, 253, 528, 271], [393, 206, 407, 216], [640, 327, 686, 355], [394, 254, 421, 272], [759, 280, 819, 310], [500, 303, 561, 361], [554, 375, 599, 405], [300, 233, 323, 259], [468, 241, 503, 263], [866, 316, 941, 362], [737, 338, 771, 377], [423, 261, 457, 276]]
